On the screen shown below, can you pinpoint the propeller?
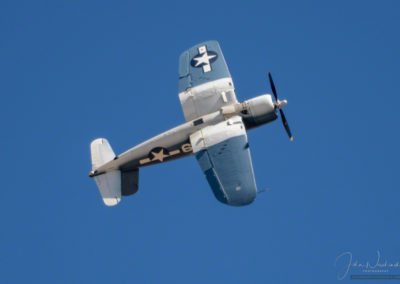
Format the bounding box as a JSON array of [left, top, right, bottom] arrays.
[[268, 71, 293, 141]]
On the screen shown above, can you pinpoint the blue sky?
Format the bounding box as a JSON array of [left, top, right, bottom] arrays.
[[1, 1, 399, 283]]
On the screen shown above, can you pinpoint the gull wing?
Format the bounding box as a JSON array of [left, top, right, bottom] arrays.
[[190, 116, 257, 206], [178, 40, 238, 121]]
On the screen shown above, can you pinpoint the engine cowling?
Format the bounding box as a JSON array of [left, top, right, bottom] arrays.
[[240, 94, 278, 129]]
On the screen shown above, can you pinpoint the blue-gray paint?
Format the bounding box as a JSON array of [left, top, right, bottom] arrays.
[[178, 40, 231, 93], [204, 168, 228, 204], [195, 135, 257, 206]]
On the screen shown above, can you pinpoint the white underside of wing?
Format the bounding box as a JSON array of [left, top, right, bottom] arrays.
[[179, 77, 238, 122], [190, 116, 246, 153]]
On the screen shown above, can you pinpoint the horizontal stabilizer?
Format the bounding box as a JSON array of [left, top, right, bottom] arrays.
[[90, 138, 115, 170], [94, 170, 121, 206], [90, 138, 121, 206]]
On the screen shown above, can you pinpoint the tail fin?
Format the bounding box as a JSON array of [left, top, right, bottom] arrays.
[[90, 138, 121, 206]]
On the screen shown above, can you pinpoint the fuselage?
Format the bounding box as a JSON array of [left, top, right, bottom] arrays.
[[92, 94, 277, 176]]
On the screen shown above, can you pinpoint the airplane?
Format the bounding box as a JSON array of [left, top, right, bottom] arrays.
[[89, 40, 292, 207]]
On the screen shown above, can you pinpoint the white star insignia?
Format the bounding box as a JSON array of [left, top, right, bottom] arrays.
[[193, 52, 217, 67], [151, 149, 169, 162]]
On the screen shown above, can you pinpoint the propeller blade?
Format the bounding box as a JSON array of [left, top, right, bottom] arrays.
[[279, 109, 293, 141], [268, 71, 278, 101], [268, 71, 293, 141]]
